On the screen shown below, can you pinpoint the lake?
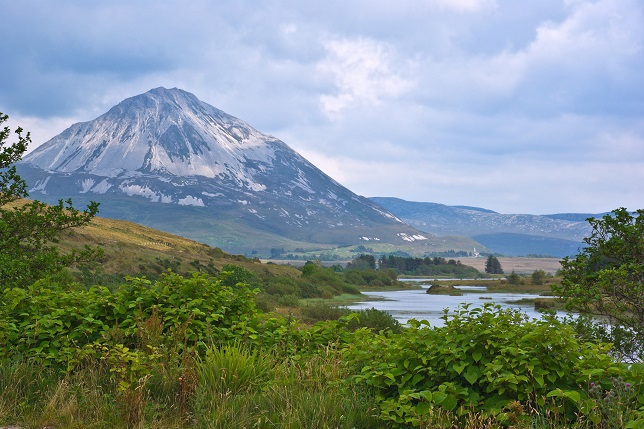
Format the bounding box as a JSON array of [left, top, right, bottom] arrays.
[[345, 280, 563, 327]]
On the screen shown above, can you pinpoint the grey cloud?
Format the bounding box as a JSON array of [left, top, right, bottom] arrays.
[[0, 0, 642, 214]]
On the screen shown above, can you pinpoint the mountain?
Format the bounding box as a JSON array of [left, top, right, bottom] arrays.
[[17, 87, 477, 256], [369, 197, 603, 257]]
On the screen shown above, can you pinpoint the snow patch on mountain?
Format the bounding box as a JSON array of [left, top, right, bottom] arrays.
[[120, 184, 172, 203], [30, 176, 50, 193], [397, 232, 429, 242], [178, 196, 205, 206], [80, 179, 95, 193], [92, 179, 113, 194]]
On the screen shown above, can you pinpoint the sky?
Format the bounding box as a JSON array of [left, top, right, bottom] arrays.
[[1, 0, 643, 215]]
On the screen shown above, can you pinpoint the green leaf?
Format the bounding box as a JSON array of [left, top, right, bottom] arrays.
[[411, 373, 424, 386], [453, 362, 467, 375], [433, 391, 448, 405], [563, 390, 581, 403], [441, 394, 458, 411], [463, 366, 480, 385]]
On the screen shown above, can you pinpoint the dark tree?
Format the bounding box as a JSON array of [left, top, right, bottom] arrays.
[[347, 254, 376, 270], [0, 112, 100, 288], [485, 255, 504, 274]]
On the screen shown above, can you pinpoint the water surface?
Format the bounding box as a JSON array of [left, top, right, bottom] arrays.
[[345, 282, 558, 327]]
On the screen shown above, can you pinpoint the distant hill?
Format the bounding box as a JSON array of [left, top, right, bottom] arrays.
[[471, 233, 583, 258], [16, 87, 479, 257], [370, 197, 602, 257]]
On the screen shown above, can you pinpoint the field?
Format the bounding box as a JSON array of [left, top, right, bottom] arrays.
[[461, 256, 563, 274]]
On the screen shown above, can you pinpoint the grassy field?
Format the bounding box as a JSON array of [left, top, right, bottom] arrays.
[[52, 209, 303, 284], [460, 256, 564, 274]]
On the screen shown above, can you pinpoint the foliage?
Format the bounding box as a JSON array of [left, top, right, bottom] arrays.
[[299, 304, 402, 333], [0, 113, 29, 206], [0, 112, 100, 289], [218, 263, 259, 288], [345, 303, 638, 427], [347, 254, 376, 270], [191, 345, 384, 429], [554, 208, 644, 362], [378, 255, 479, 277], [343, 267, 400, 288], [197, 343, 272, 397], [506, 270, 524, 285], [531, 269, 547, 285], [2, 272, 644, 427], [0, 271, 259, 369], [485, 255, 504, 274]]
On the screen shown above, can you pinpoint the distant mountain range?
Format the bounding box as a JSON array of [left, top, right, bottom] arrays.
[[370, 197, 604, 257], [17, 87, 476, 257]]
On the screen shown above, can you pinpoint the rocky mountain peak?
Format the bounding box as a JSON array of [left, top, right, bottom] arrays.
[[17, 88, 439, 254], [23, 87, 279, 181]]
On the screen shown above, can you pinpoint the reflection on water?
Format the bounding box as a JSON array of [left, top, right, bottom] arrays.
[[345, 283, 559, 327]]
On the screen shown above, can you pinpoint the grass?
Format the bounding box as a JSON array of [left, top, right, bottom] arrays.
[[3, 357, 639, 429], [0, 349, 385, 429]]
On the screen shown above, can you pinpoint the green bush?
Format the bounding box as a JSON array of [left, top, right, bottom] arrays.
[[346, 303, 633, 426], [349, 307, 402, 334], [300, 304, 352, 324], [0, 272, 260, 370]]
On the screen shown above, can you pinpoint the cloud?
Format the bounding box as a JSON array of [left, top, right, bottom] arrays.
[[317, 38, 415, 118], [0, 0, 642, 214]]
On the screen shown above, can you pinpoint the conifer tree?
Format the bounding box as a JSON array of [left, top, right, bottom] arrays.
[[484, 255, 503, 274]]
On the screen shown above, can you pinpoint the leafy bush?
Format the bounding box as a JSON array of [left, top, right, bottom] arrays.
[[300, 304, 352, 324], [348, 307, 402, 334], [0, 271, 259, 369], [346, 303, 634, 426]]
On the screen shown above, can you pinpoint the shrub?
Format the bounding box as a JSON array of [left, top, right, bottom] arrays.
[[348, 308, 402, 334], [346, 303, 630, 426]]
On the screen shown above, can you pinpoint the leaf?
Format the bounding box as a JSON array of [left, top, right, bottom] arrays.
[[464, 366, 480, 385], [547, 388, 564, 398], [472, 350, 483, 362], [453, 362, 467, 375], [411, 373, 424, 386], [433, 391, 448, 405], [418, 390, 433, 402], [442, 394, 458, 411], [563, 390, 581, 403]]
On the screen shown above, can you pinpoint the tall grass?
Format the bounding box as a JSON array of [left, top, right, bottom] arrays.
[[0, 359, 118, 429], [2, 356, 642, 428], [193, 344, 384, 429]]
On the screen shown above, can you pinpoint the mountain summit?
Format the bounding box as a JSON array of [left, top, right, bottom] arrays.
[[19, 88, 448, 255], [26, 87, 286, 185]]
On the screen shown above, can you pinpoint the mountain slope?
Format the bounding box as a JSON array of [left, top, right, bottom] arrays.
[[17, 88, 467, 256], [370, 197, 597, 257]]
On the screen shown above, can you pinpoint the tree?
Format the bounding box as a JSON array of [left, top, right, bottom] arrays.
[[506, 270, 523, 285], [484, 255, 503, 274], [347, 254, 376, 270], [553, 208, 644, 362], [531, 269, 547, 285], [0, 112, 100, 288]]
